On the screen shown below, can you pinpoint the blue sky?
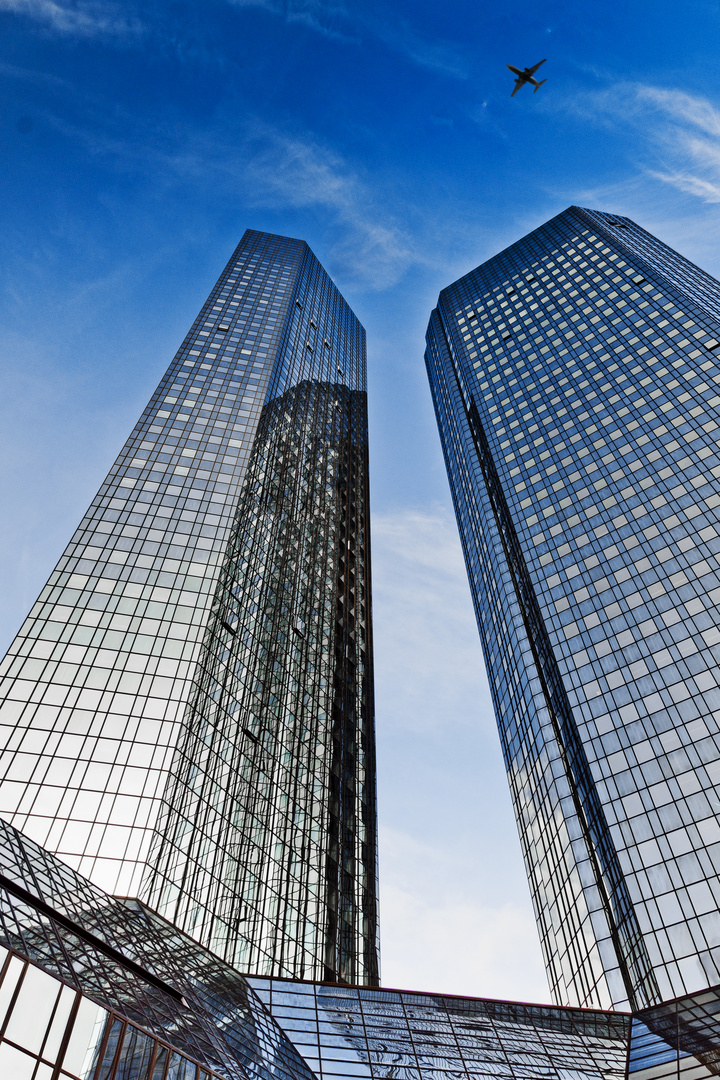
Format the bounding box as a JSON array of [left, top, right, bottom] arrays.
[[3, 0, 720, 1002]]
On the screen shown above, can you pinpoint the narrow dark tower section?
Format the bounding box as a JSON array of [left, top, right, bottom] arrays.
[[143, 238, 379, 984]]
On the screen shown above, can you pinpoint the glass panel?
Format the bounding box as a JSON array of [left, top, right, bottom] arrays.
[[95, 1018, 124, 1080], [0, 1040, 36, 1080], [166, 1052, 197, 1080], [115, 1024, 155, 1080], [0, 955, 25, 1029], [62, 999, 111, 1079], [4, 964, 61, 1056], [284, 1015, 320, 1031], [321, 1065, 372, 1078], [151, 1045, 168, 1080], [369, 1068, 420, 1080], [43, 985, 78, 1066]]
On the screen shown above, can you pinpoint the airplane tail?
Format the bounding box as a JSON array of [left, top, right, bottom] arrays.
[[533, 79, 547, 93]]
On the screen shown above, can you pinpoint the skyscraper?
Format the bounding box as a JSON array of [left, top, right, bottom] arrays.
[[426, 206, 720, 1012], [0, 229, 379, 985], [8, 216, 720, 1080]]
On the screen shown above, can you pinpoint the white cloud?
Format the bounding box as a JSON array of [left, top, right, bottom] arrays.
[[632, 85, 720, 205], [0, 0, 142, 37], [241, 126, 416, 289], [371, 508, 548, 1003], [228, 0, 357, 42], [1, 0, 465, 73], [379, 826, 549, 1001], [649, 169, 720, 204], [634, 85, 720, 139], [567, 81, 720, 208], [46, 108, 421, 290], [372, 505, 492, 734], [371, 17, 468, 79]]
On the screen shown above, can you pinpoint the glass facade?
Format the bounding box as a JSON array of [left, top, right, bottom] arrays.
[[249, 975, 630, 1080], [630, 983, 720, 1080], [425, 206, 720, 1012], [1, 810, 718, 1080], [144, 380, 377, 983], [0, 230, 379, 985], [0, 816, 317, 1080]]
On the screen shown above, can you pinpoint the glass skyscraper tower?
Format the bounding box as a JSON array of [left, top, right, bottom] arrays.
[[0, 229, 379, 986], [8, 215, 720, 1080], [426, 206, 720, 1013]]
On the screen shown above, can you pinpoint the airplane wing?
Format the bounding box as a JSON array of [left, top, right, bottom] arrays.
[[527, 58, 547, 75], [511, 79, 523, 97]]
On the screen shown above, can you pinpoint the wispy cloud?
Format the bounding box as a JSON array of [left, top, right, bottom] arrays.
[[567, 81, 720, 205], [636, 85, 720, 139], [0, 0, 466, 76], [371, 505, 492, 734], [224, 0, 468, 77], [45, 107, 421, 289], [241, 125, 416, 288], [0, 59, 71, 87], [379, 826, 548, 1000], [0, 0, 143, 37], [228, 0, 357, 42], [371, 16, 468, 79], [626, 85, 720, 203]]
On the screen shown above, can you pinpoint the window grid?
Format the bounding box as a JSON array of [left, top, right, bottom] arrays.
[[426, 205, 720, 1012], [0, 818, 317, 1080], [0, 229, 379, 986]]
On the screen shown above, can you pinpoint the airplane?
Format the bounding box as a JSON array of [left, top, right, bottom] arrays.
[[507, 59, 547, 97]]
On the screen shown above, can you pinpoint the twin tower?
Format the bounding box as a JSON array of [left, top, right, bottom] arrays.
[[0, 230, 379, 988], [4, 208, 720, 1079]]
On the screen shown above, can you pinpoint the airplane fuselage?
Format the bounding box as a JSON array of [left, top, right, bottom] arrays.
[[508, 65, 541, 87], [507, 59, 547, 96]]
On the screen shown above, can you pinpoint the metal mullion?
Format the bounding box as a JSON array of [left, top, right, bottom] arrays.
[[50, 988, 83, 1080], [0, 956, 27, 1041]]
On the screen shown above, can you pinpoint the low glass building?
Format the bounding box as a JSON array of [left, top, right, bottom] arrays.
[[248, 975, 630, 1080], [0, 818, 314, 1080], [8, 814, 718, 1080]]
